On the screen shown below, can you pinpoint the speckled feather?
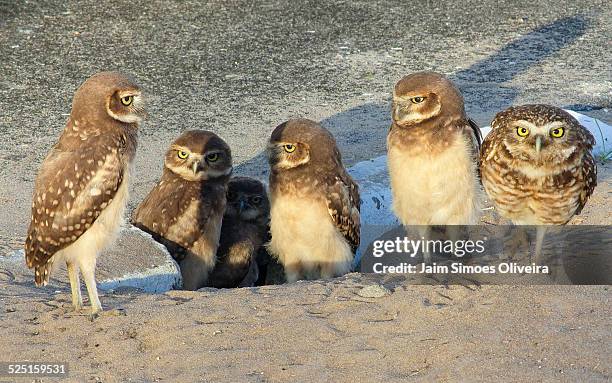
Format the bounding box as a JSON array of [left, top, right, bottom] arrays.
[[132, 169, 228, 262], [388, 72, 482, 226], [25, 73, 139, 286], [480, 104, 597, 224], [268, 119, 361, 280], [324, 166, 361, 253], [269, 120, 361, 254]]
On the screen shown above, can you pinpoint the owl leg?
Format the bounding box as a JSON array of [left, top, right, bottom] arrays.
[[545, 227, 571, 283], [534, 226, 547, 265], [319, 262, 336, 280], [502, 227, 529, 262], [66, 262, 83, 311], [283, 262, 302, 283], [80, 258, 102, 314], [446, 226, 462, 258], [418, 225, 432, 265], [179, 255, 212, 290]]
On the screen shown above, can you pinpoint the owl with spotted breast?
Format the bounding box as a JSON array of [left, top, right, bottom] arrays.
[[206, 177, 270, 288], [480, 104, 597, 260], [132, 130, 232, 290], [388, 71, 482, 263], [267, 119, 360, 282], [25, 71, 144, 314]]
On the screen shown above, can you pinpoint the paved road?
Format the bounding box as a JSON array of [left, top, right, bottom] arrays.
[[0, 0, 610, 250]]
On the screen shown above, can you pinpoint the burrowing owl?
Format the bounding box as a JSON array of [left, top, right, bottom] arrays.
[[132, 130, 232, 290], [267, 119, 360, 282], [387, 71, 482, 262], [25, 71, 144, 314], [206, 177, 270, 288], [480, 104, 597, 260]]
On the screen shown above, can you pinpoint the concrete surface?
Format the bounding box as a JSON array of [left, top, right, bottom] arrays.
[[0, 2, 610, 382], [1, 0, 610, 253], [1, 224, 181, 293]]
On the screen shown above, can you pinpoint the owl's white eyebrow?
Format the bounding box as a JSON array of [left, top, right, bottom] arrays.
[[515, 120, 565, 130], [542, 121, 565, 130], [513, 120, 538, 130], [169, 144, 188, 151], [118, 90, 141, 97]]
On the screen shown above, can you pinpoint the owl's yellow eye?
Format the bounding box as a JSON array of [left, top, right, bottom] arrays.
[[550, 127, 565, 138], [120, 95, 133, 106], [206, 153, 219, 162], [410, 96, 426, 104], [516, 126, 530, 137], [284, 144, 296, 153], [177, 150, 189, 159]]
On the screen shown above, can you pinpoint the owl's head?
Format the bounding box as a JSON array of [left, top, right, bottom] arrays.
[[225, 177, 270, 221], [164, 130, 232, 182], [72, 71, 146, 124], [392, 71, 465, 127], [267, 119, 341, 172], [492, 104, 595, 165]]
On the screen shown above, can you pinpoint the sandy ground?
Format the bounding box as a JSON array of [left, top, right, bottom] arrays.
[[0, 0, 611, 382], [0, 279, 610, 382]]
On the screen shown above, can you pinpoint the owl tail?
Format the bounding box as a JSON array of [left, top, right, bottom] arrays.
[[34, 264, 51, 287]]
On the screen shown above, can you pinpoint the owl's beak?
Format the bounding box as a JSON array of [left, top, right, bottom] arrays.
[[392, 104, 403, 122], [238, 199, 247, 214], [535, 135, 543, 153], [192, 161, 199, 175]]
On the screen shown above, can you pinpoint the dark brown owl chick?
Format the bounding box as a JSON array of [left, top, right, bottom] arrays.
[[132, 130, 232, 290], [480, 104, 597, 261], [206, 177, 270, 288]]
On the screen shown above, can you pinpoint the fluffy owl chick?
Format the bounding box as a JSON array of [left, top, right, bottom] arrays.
[[206, 177, 270, 288], [267, 119, 360, 282], [387, 71, 482, 263], [480, 104, 597, 261], [25, 71, 144, 314], [132, 131, 232, 290]]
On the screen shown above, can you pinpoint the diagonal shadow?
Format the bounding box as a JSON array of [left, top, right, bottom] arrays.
[[233, 15, 591, 178], [454, 15, 589, 83]]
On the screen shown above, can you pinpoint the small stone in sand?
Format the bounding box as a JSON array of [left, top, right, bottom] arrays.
[[357, 285, 391, 298]]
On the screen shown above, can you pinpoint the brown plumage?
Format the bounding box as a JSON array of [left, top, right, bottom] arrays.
[[132, 130, 232, 290], [480, 104, 597, 262], [481, 104, 596, 225], [387, 71, 482, 262], [267, 119, 360, 282], [25, 71, 144, 313], [206, 177, 270, 288]]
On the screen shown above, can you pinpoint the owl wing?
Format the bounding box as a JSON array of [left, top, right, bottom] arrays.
[[325, 171, 361, 253], [131, 175, 197, 260], [468, 118, 482, 148], [25, 142, 125, 280], [576, 151, 597, 214], [132, 177, 225, 263], [132, 177, 181, 235], [479, 124, 504, 163], [461, 118, 483, 179]]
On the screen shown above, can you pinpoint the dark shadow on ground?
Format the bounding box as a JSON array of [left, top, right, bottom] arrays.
[[233, 15, 590, 178]]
